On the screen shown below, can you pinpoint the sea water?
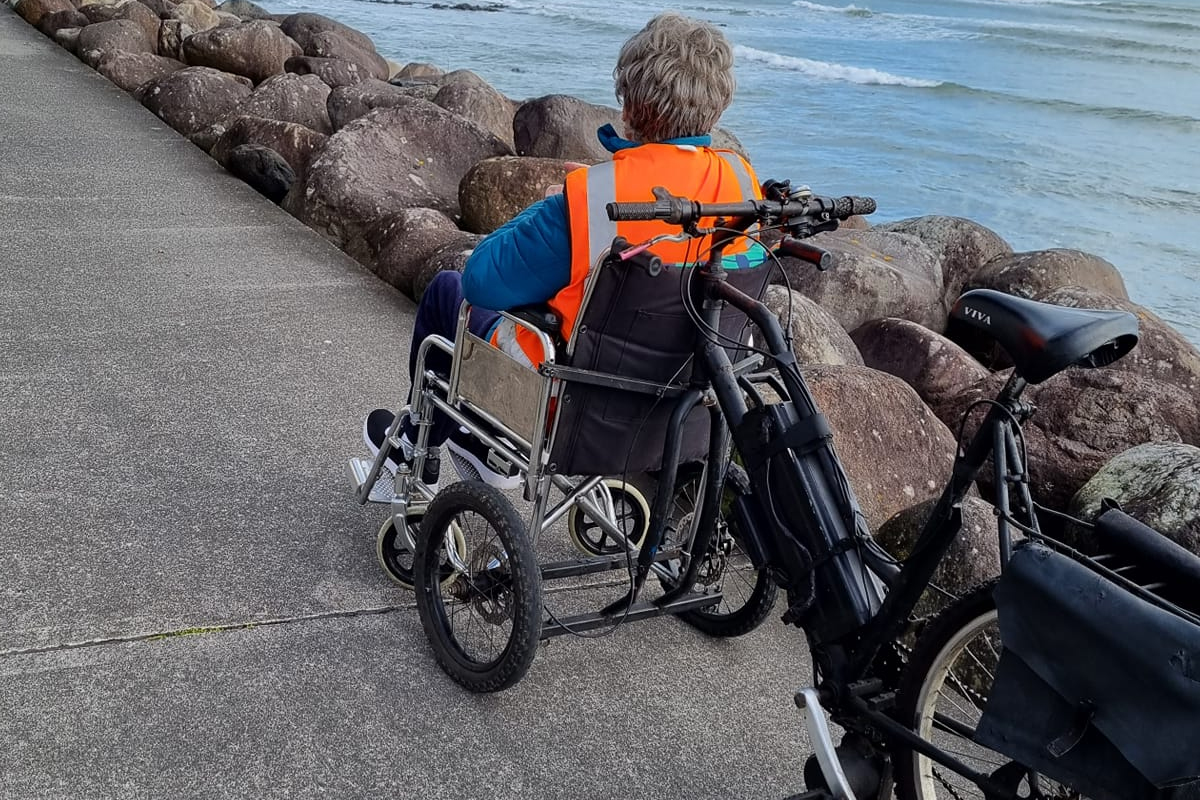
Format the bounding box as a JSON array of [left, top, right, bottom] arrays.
[[263, 0, 1200, 345]]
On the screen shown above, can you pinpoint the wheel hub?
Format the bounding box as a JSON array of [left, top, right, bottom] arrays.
[[468, 543, 513, 624]]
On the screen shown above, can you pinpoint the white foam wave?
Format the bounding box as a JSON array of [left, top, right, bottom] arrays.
[[957, 0, 1105, 6], [734, 45, 942, 88], [792, 0, 873, 12]]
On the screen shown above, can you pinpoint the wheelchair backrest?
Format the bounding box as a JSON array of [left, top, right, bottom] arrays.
[[547, 256, 773, 477]]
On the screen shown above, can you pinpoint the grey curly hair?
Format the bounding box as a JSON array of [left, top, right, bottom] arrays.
[[613, 13, 736, 143]]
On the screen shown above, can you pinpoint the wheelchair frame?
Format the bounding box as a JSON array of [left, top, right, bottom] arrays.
[[349, 300, 730, 638]]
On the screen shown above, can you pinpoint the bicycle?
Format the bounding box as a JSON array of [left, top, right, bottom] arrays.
[[355, 172, 1199, 797], [601, 184, 1200, 800]]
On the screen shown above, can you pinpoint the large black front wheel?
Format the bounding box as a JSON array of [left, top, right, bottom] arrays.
[[893, 581, 1084, 800], [414, 481, 542, 693]]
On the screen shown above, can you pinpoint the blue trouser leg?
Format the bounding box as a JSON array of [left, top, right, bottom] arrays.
[[406, 271, 499, 446]]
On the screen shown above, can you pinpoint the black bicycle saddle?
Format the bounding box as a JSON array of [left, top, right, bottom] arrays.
[[950, 289, 1139, 384]]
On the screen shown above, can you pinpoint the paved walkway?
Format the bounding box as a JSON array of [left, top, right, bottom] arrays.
[[0, 8, 816, 798]]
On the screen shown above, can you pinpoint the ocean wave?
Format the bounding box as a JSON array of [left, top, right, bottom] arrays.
[[979, 20, 1200, 57], [953, 0, 1188, 10], [946, 0, 1200, 36], [784, 0, 1200, 51], [734, 45, 942, 87], [791, 0, 874, 16], [935, 82, 1200, 132], [479, 0, 638, 32], [685, 3, 797, 17], [953, 0, 1106, 6], [986, 33, 1196, 67]]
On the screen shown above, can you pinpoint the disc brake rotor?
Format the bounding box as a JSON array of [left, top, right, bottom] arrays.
[[694, 523, 734, 587]]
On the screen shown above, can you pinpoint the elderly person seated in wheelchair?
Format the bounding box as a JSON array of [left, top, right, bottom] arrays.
[[364, 11, 769, 490]]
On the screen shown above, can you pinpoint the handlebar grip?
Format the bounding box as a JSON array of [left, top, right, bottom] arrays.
[[833, 196, 876, 218], [777, 236, 835, 271], [606, 202, 660, 222]]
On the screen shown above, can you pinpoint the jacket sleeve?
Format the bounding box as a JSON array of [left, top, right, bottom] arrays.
[[461, 194, 572, 311]]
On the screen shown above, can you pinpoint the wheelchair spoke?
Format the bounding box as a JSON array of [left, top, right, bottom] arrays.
[[430, 507, 517, 666]]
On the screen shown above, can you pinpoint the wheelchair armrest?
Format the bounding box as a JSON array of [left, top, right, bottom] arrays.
[[507, 304, 562, 339]]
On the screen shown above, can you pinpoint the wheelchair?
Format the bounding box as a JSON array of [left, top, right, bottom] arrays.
[[348, 242, 779, 692]]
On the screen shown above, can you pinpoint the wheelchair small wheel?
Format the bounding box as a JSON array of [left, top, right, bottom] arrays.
[[666, 464, 778, 638], [414, 481, 542, 693], [376, 512, 466, 590], [566, 478, 652, 556]]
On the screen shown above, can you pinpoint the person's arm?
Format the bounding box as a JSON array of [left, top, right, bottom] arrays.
[[461, 194, 572, 310]]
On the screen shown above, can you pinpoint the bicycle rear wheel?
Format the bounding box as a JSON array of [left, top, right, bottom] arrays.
[[893, 581, 1084, 800]]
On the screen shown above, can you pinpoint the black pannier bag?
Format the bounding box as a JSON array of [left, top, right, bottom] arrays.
[[976, 541, 1200, 800], [548, 257, 771, 477]]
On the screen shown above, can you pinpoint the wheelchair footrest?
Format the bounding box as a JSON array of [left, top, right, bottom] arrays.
[[781, 791, 834, 800], [348, 457, 394, 504], [540, 592, 719, 639]]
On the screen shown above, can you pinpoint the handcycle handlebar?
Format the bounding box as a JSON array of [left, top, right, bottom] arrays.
[[777, 236, 834, 270], [605, 188, 876, 227]]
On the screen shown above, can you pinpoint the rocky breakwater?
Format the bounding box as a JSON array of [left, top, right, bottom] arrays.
[[15, 0, 1199, 603]]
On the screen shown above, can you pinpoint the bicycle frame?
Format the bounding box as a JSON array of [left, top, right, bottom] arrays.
[[633, 223, 1053, 799]]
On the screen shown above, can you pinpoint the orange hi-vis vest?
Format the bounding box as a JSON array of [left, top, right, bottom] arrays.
[[492, 143, 763, 367]]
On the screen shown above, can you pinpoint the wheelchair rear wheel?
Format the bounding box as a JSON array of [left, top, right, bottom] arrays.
[[566, 477, 652, 556], [664, 464, 778, 638], [414, 481, 542, 693]]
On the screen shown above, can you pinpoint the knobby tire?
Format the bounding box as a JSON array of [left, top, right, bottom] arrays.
[[414, 481, 542, 693]]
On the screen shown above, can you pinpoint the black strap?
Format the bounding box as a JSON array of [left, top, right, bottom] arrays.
[[763, 412, 834, 463], [541, 363, 686, 398], [1047, 701, 1096, 758]]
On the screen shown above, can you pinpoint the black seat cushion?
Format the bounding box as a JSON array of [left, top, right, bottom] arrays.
[[950, 289, 1138, 384]]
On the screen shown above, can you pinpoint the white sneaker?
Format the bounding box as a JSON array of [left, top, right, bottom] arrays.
[[446, 428, 521, 491]]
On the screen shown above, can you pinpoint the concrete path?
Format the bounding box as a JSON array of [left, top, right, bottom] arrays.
[[0, 8, 817, 798]]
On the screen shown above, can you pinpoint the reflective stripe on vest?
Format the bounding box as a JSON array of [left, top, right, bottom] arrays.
[[489, 318, 536, 370], [582, 160, 618, 272], [716, 150, 757, 199]]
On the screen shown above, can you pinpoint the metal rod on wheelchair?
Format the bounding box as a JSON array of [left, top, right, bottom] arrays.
[[446, 302, 471, 401], [524, 351, 557, 542], [541, 474, 606, 531], [658, 404, 729, 606], [420, 332, 544, 478], [600, 387, 705, 617], [413, 337, 621, 540], [425, 369, 536, 459], [354, 340, 450, 506]]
